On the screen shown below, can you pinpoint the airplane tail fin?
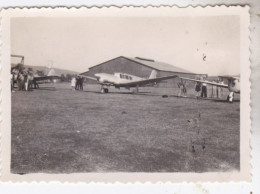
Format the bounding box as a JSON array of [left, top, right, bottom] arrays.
[[47, 68, 54, 76], [149, 70, 157, 79]]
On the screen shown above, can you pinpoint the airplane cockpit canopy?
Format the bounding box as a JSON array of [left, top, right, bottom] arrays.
[[115, 73, 133, 80]]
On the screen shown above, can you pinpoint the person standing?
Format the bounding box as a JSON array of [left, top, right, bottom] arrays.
[[28, 72, 34, 91], [80, 77, 84, 91], [11, 68, 19, 91], [227, 92, 234, 103], [75, 76, 80, 90], [17, 73, 21, 91], [195, 82, 201, 98], [33, 78, 39, 89], [177, 82, 184, 96], [18, 72, 25, 91], [201, 82, 207, 98], [71, 77, 76, 90], [24, 72, 29, 91]]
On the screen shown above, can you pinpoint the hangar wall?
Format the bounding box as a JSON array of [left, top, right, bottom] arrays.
[[82, 57, 206, 88]]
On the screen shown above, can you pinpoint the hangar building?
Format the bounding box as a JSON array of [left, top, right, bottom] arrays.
[[81, 56, 207, 87]]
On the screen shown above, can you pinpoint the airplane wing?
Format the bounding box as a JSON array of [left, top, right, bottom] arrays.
[[218, 75, 239, 80], [179, 77, 229, 88], [115, 75, 178, 87], [79, 75, 97, 81]]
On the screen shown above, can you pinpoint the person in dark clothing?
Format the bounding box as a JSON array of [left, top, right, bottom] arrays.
[[201, 83, 207, 98], [195, 82, 201, 98], [33, 79, 39, 89], [79, 77, 84, 91], [75, 76, 80, 90]]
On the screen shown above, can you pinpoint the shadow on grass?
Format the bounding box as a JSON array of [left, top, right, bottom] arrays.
[[212, 99, 240, 103], [34, 87, 56, 91], [171, 95, 240, 103], [83, 90, 161, 96]]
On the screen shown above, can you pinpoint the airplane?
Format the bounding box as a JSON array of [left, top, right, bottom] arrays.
[[80, 70, 178, 93], [179, 75, 240, 102], [33, 68, 60, 83], [32, 68, 60, 89]]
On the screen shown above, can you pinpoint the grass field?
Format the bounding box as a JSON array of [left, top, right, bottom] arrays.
[[11, 83, 240, 173]]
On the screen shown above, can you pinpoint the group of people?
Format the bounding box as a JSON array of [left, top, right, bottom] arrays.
[[177, 81, 187, 97], [12, 66, 85, 92], [178, 77, 224, 99], [71, 76, 84, 91], [11, 68, 38, 92], [177, 80, 208, 98], [195, 82, 207, 98], [195, 79, 223, 99]]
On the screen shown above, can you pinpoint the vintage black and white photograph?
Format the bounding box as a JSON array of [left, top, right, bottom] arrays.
[[0, 6, 250, 182]]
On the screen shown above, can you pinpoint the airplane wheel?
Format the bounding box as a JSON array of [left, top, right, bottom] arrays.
[[104, 88, 109, 93], [101, 88, 105, 93], [227, 94, 234, 103]]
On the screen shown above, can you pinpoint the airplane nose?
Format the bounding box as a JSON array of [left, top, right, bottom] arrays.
[[99, 78, 105, 83], [94, 74, 100, 81], [94, 74, 104, 83]]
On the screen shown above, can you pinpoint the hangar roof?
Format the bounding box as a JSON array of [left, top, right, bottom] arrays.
[[86, 56, 204, 75], [123, 56, 193, 74]]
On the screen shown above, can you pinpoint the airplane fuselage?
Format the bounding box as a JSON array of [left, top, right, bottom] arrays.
[[81, 70, 177, 94], [94, 72, 144, 86], [227, 78, 240, 93]]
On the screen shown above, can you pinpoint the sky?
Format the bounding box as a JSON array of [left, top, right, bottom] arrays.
[[11, 16, 240, 76]]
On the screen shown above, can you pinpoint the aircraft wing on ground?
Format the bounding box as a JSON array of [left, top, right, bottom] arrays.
[[116, 75, 178, 87], [218, 75, 239, 80], [34, 75, 60, 82], [179, 77, 229, 88], [79, 75, 97, 81]]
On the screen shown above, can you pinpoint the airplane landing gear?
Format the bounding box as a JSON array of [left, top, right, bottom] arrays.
[[131, 85, 139, 94], [101, 86, 109, 93], [101, 87, 105, 93], [227, 92, 234, 103]]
